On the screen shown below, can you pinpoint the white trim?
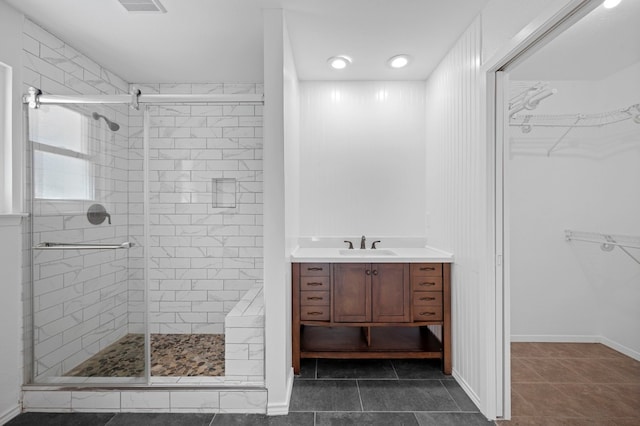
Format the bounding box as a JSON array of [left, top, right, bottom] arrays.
[[511, 335, 640, 361], [452, 368, 482, 412], [0, 212, 27, 226], [266, 367, 293, 416], [600, 337, 640, 362], [0, 405, 21, 425], [494, 70, 509, 420], [511, 334, 600, 343], [143, 106, 151, 385]]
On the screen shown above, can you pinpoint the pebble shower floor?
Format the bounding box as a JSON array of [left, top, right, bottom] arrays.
[[65, 334, 225, 377]]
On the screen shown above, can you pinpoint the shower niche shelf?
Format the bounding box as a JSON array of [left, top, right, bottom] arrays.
[[212, 178, 237, 208]]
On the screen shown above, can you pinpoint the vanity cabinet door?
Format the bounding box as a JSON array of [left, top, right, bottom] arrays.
[[333, 263, 372, 322], [371, 263, 411, 323]]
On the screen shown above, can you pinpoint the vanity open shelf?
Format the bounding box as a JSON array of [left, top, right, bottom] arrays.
[[292, 261, 451, 374]]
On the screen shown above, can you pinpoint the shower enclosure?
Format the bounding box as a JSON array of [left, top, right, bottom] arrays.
[[24, 88, 264, 386]]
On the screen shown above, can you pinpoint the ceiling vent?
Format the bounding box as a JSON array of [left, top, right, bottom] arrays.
[[118, 0, 167, 13]]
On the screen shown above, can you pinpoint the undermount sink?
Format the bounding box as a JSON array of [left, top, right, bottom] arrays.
[[339, 249, 397, 256]]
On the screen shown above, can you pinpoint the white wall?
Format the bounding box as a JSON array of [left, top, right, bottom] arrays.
[[299, 81, 426, 238], [424, 0, 574, 419], [0, 1, 25, 422], [0, 219, 23, 423], [481, 0, 566, 63], [425, 15, 488, 412], [263, 8, 293, 415], [509, 62, 640, 357], [282, 13, 300, 410], [0, 0, 24, 214]]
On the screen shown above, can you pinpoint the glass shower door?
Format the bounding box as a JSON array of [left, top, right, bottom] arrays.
[[27, 103, 146, 384]]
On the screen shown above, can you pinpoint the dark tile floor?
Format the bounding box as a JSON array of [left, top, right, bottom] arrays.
[[7, 358, 489, 425]]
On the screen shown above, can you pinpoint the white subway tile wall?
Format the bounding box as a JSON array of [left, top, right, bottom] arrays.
[[23, 389, 267, 413], [22, 19, 133, 380], [128, 82, 263, 335], [22, 19, 265, 385]]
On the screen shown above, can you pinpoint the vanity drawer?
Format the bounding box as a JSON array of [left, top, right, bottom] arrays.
[[411, 276, 443, 291], [413, 291, 442, 306], [413, 306, 443, 321], [301, 291, 330, 306], [301, 305, 330, 321], [300, 276, 330, 291], [301, 263, 330, 276], [411, 263, 443, 276]]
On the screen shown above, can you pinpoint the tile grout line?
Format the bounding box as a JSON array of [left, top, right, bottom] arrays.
[[355, 379, 365, 412], [390, 360, 399, 380], [439, 379, 463, 412]]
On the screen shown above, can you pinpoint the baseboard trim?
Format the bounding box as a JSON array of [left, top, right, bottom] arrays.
[[0, 405, 21, 425], [511, 335, 640, 361], [451, 368, 483, 414], [510, 335, 599, 343], [599, 336, 640, 361], [266, 367, 294, 416]]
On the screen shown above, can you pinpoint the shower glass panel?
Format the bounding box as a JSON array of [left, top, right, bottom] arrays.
[[27, 103, 146, 384], [142, 102, 263, 382]]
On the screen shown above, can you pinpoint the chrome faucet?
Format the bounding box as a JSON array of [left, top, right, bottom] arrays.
[[360, 235, 366, 249]]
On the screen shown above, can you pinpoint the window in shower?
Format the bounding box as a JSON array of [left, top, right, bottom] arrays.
[[29, 105, 94, 200]]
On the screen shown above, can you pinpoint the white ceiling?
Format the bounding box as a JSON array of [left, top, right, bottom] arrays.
[[4, 0, 489, 83], [510, 0, 640, 80]]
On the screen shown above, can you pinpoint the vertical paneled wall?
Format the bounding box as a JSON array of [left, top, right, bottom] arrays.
[[299, 81, 426, 237], [21, 19, 132, 379], [424, 17, 488, 407], [129, 83, 264, 334]]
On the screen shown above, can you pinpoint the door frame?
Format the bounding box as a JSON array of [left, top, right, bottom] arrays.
[[482, 0, 601, 419]]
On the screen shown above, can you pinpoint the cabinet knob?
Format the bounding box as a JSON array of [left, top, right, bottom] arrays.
[[307, 267, 323, 271], [372, 270, 378, 275], [307, 282, 323, 286], [365, 269, 371, 275], [419, 282, 436, 286], [307, 297, 323, 300], [419, 311, 436, 316], [420, 266, 436, 271], [420, 296, 436, 301], [307, 311, 323, 316]]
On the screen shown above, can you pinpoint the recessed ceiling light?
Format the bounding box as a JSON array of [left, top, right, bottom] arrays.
[[388, 54, 411, 69], [603, 0, 621, 9], [328, 56, 352, 70]]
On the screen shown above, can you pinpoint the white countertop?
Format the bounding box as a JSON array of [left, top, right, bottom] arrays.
[[290, 246, 453, 263]]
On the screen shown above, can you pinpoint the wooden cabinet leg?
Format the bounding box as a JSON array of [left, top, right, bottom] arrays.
[[443, 263, 452, 375], [361, 326, 371, 347]]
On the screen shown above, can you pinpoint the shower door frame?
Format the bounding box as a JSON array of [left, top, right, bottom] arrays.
[[24, 90, 264, 388]]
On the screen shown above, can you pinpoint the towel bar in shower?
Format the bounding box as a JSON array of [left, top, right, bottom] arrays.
[[33, 242, 134, 250]]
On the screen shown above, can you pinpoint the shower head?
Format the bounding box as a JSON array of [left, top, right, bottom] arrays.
[[92, 112, 120, 132]]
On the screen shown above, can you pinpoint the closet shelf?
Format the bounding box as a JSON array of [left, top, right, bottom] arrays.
[[565, 230, 640, 265], [511, 103, 640, 128], [510, 103, 640, 155]]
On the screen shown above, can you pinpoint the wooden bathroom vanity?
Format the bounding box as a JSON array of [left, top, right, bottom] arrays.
[[291, 256, 451, 375]]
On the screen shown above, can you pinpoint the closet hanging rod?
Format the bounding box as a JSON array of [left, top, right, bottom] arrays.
[[510, 103, 640, 128], [23, 87, 264, 109], [565, 230, 640, 265]]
